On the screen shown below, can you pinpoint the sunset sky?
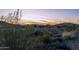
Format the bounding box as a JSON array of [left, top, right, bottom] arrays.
[[0, 9, 79, 21]]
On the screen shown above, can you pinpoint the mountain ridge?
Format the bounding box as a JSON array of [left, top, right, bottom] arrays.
[[18, 19, 79, 25], [1, 19, 79, 25]]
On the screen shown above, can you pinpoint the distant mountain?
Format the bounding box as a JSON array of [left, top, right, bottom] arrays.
[[1, 18, 79, 25], [17, 19, 79, 25]]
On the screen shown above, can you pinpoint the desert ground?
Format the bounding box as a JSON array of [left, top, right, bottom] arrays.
[[0, 19, 79, 50]]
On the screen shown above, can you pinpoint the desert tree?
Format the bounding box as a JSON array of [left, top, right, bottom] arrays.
[[0, 16, 4, 21], [14, 9, 22, 24]]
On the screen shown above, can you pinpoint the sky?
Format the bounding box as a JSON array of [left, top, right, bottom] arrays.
[[0, 9, 79, 21]]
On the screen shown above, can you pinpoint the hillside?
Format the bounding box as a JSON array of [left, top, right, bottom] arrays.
[[0, 21, 79, 50]]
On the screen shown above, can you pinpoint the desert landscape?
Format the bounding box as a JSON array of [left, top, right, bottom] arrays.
[[0, 9, 79, 50]]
